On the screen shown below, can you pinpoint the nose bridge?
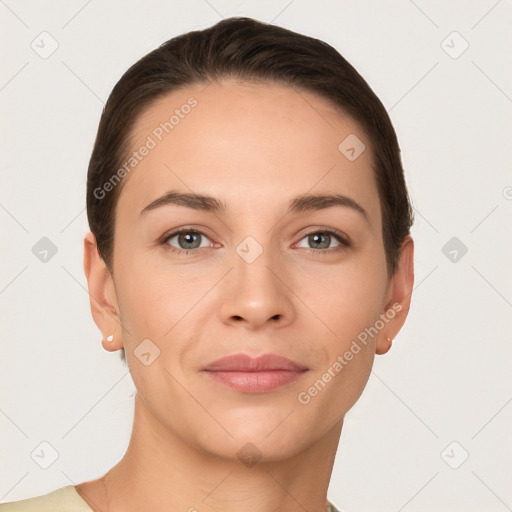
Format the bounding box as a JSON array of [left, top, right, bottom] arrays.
[[219, 232, 295, 328], [234, 237, 277, 289]]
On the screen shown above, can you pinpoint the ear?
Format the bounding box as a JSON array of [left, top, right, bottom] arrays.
[[375, 234, 414, 355], [83, 231, 123, 353]]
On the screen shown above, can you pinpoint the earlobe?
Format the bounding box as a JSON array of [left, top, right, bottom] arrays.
[[83, 231, 122, 351], [376, 336, 393, 355], [102, 330, 123, 352], [376, 235, 414, 355]]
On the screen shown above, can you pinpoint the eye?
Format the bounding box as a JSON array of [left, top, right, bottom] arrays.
[[295, 229, 350, 253], [161, 229, 213, 254], [160, 227, 351, 256]]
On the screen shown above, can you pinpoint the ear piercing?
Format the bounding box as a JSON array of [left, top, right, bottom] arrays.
[[106, 333, 394, 344]]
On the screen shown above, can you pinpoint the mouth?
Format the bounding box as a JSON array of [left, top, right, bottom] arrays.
[[202, 353, 309, 393]]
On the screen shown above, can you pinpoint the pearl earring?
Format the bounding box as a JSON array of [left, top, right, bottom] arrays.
[[106, 334, 114, 342]]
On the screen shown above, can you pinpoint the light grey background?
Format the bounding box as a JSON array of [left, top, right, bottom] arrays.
[[1, 1, 511, 511]]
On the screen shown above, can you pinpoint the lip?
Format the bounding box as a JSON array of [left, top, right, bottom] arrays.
[[202, 353, 309, 393]]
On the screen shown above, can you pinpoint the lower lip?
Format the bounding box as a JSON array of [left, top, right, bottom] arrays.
[[204, 370, 307, 393]]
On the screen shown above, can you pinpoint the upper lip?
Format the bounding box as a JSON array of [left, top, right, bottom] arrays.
[[203, 353, 308, 372]]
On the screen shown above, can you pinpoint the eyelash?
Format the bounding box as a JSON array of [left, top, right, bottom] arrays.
[[160, 227, 351, 256]]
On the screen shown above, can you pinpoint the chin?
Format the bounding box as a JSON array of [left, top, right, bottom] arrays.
[[190, 412, 320, 463], [203, 435, 312, 465]]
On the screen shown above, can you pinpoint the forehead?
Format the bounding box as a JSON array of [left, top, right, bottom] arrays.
[[117, 79, 380, 226]]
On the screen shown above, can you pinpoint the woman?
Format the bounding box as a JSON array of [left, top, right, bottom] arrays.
[[0, 16, 414, 512]]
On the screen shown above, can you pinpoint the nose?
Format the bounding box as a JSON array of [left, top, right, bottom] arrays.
[[218, 247, 296, 331]]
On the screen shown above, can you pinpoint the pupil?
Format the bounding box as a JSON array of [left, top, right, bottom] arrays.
[[311, 233, 329, 249], [181, 232, 198, 249]]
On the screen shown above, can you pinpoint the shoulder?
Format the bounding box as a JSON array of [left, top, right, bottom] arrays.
[[0, 485, 93, 512], [328, 500, 349, 512]]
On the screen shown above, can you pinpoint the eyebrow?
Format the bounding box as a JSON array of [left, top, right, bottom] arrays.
[[140, 190, 370, 224]]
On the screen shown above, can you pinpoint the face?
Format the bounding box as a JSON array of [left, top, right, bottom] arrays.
[[89, 79, 410, 461]]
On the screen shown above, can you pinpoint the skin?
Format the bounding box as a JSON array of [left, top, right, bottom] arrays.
[[78, 79, 414, 512]]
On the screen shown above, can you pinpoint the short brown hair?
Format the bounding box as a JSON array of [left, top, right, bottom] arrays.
[[86, 17, 414, 363]]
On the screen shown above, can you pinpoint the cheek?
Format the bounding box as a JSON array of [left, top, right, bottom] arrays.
[[114, 252, 218, 356], [113, 254, 177, 343], [298, 252, 388, 345], [296, 275, 378, 420], [294, 250, 387, 414]]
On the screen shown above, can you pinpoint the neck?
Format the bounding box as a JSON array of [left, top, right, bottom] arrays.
[[101, 393, 342, 512]]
